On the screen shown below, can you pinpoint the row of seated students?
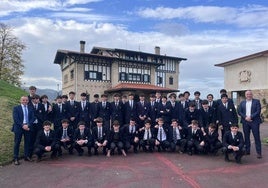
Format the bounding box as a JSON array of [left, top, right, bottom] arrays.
[[34, 117, 245, 164]]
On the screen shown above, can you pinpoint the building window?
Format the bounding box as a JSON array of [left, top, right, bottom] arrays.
[[157, 76, 163, 84], [143, 74, 150, 82], [84, 64, 111, 81], [70, 69, 74, 80], [169, 77, 173, 85], [64, 74, 68, 83], [120, 72, 127, 81]]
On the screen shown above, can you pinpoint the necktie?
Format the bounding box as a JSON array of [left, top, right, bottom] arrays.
[[160, 128, 162, 141], [173, 128, 177, 143], [35, 104, 37, 110], [98, 127, 101, 138], [63, 129, 67, 139], [130, 101, 133, 109], [147, 130, 150, 140], [172, 103, 175, 108], [46, 132, 49, 137], [23, 105, 28, 124], [131, 126, 134, 134], [59, 104, 62, 113], [115, 102, 118, 108]]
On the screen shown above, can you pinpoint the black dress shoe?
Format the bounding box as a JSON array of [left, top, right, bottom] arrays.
[[257, 154, 262, 159], [24, 157, 33, 162], [14, 159, 20, 165]]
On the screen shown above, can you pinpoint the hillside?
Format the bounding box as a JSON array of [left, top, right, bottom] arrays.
[[0, 80, 27, 165]]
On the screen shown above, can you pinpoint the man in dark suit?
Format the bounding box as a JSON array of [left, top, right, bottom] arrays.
[[206, 94, 218, 111], [78, 92, 91, 128], [154, 118, 170, 152], [97, 94, 111, 129], [122, 118, 140, 153], [148, 94, 158, 125], [187, 120, 205, 155], [56, 119, 74, 156], [157, 96, 171, 125], [168, 119, 187, 153], [12, 96, 35, 165], [110, 93, 124, 126], [178, 93, 188, 111], [51, 96, 69, 132], [90, 94, 100, 129], [238, 90, 262, 158], [28, 94, 45, 158], [124, 93, 138, 125], [34, 121, 60, 162], [139, 119, 155, 152], [222, 124, 245, 164], [184, 102, 200, 127], [40, 95, 53, 122], [66, 91, 80, 129], [203, 123, 222, 155], [198, 100, 216, 132], [169, 93, 185, 126], [217, 94, 238, 139], [137, 94, 149, 128], [193, 91, 202, 110], [73, 121, 94, 156], [92, 117, 109, 155]]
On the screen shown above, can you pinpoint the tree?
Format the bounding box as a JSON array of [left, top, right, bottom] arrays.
[[0, 23, 26, 86]]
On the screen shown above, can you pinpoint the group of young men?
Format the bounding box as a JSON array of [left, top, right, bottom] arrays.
[[12, 86, 262, 165]]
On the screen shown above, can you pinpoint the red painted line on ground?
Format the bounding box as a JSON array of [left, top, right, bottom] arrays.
[[154, 153, 201, 188], [188, 162, 268, 175]]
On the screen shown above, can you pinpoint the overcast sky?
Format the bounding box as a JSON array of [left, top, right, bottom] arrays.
[[1, 0, 268, 99]]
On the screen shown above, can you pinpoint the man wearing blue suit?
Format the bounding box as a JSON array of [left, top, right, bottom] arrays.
[[238, 90, 262, 159], [12, 96, 35, 165]]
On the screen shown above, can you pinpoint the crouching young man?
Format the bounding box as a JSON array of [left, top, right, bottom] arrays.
[[222, 124, 245, 164], [34, 121, 60, 162]]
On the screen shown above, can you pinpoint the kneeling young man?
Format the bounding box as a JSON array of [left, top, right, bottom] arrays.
[[223, 124, 245, 164], [34, 121, 60, 162]]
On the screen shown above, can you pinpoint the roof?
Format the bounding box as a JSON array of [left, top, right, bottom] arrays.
[[53, 50, 115, 64], [105, 83, 179, 93], [91, 46, 187, 61], [215, 50, 268, 67]]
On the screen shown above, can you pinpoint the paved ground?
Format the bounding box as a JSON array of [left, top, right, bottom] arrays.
[[1, 123, 268, 188]]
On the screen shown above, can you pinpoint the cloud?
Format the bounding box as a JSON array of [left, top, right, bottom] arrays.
[[136, 5, 268, 28]]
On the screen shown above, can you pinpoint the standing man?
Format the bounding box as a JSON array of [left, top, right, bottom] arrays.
[[238, 90, 262, 159], [12, 96, 35, 165]]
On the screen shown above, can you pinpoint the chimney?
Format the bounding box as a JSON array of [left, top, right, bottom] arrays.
[[80, 40, 85, 53], [155, 46, 160, 55]]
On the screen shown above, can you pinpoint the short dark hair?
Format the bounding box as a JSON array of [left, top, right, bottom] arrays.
[[69, 91, 75, 95], [208, 123, 216, 129], [101, 94, 108, 98], [77, 121, 86, 127], [113, 120, 120, 126], [80, 92, 87, 97], [40, 95, 48, 100], [230, 124, 239, 128], [144, 119, 151, 124], [221, 94, 228, 99], [43, 120, 52, 126], [62, 95, 68, 99], [194, 91, 200, 96], [184, 91, 190, 96], [189, 102, 196, 107], [191, 120, 198, 125], [29, 86, 36, 90], [220, 89, 227, 94], [202, 100, 209, 105], [61, 119, 69, 124], [93, 94, 99, 98]]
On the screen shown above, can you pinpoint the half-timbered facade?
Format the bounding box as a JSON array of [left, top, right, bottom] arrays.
[[54, 41, 187, 100]]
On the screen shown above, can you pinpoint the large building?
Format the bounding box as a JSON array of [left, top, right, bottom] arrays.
[[54, 41, 187, 100], [215, 50, 268, 105]]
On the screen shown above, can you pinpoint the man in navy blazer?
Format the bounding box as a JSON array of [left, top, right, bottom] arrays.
[[238, 90, 262, 158], [12, 96, 35, 165]]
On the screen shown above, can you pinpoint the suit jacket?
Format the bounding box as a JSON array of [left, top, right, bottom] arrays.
[[198, 107, 216, 129], [157, 102, 171, 123], [90, 101, 100, 121], [34, 130, 57, 150], [42, 102, 52, 121], [148, 101, 158, 124], [217, 102, 238, 127], [56, 127, 74, 142], [97, 102, 111, 121], [29, 102, 45, 127], [223, 131, 244, 150], [66, 101, 80, 120], [138, 128, 155, 140], [184, 109, 200, 126], [238, 99, 262, 125], [169, 101, 185, 126], [204, 130, 220, 145], [12, 104, 35, 133], [92, 126, 109, 143], [122, 124, 139, 142], [78, 101, 91, 122], [124, 101, 138, 123], [137, 101, 149, 118], [167, 126, 187, 143], [153, 125, 169, 141], [110, 101, 124, 125], [187, 128, 204, 142], [73, 128, 93, 143], [51, 103, 68, 127]]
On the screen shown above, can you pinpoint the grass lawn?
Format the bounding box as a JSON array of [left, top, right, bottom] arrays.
[[0, 80, 27, 165]]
